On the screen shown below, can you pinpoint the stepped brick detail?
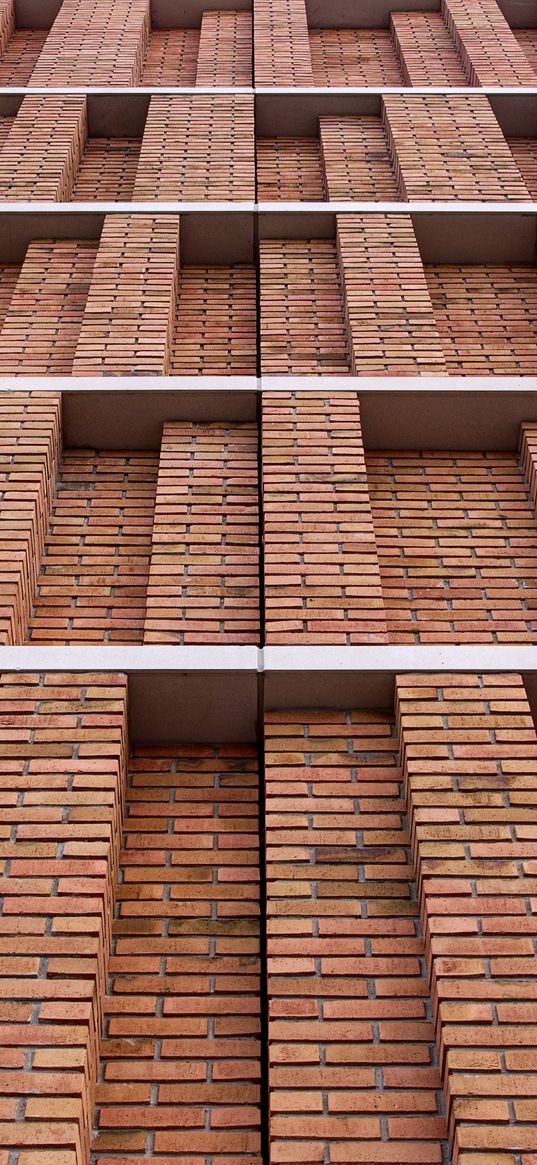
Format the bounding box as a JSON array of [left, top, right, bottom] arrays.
[[441, 0, 537, 85], [256, 137, 325, 201], [254, 0, 314, 86], [92, 744, 261, 1163], [28, 450, 158, 644], [143, 421, 259, 644], [134, 94, 255, 201], [264, 707, 449, 1165], [262, 392, 387, 644], [141, 27, 199, 84], [383, 94, 531, 201], [0, 240, 97, 375], [0, 392, 61, 645], [367, 449, 537, 644], [259, 238, 350, 375], [320, 115, 398, 201], [337, 214, 447, 375], [196, 9, 252, 86], [0, 670, 128, 1165], [520, 422, 537, 513], [507, 137, 537, 199], [28, 0, 150, 86], [0, 95, 86, 201], [391, 11, 468, 85], [72, 214, 180, 375], [396, 671, 537, 1163], [71, 137, 142, 201]]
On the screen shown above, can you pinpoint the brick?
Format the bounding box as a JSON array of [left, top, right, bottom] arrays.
[[262, 392, 387, 644], [0, 96, 87, 201], [426, 264, 537, 375], [196, 10, 252, 86], [310, 28, 404, 86], [0, 0, 47, 86], [28, 0, 150, 86], [171, 264, 257, 375], [441, 0, 537, 85], [320, 116, 398, 201], [143, 421, 259, 645], [256, 137, 325, 201], [254, 0, 314, 86], [71, 137, 142, 202], [141, 27, 199, 84], [260, 238, 350, 375], [391, 11, 468, 84]]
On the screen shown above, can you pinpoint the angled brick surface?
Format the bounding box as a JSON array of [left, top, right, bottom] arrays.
[[265, 707, 449, 1165], [262, 392, 387, 644], [196, 9, 252, 86], [442, 0, 537, 85], [508, 137, 537, 200], [520, 422, 537, 514], [0, 95, 87, 201], [134, 95, 255, 201], [0, 392, 61, 646], [72, 214, 180, 376], [254, 0, 314, 86], [28, 0, 150, 86], [396, 671, 537, 1164], [383, 94, 531, 201], [143, 421, 259, 644], [426, 264, 537, 375], [0, 670, 128, 1165], [337, 215, 447, 376], [310, 27, 404, 86], [391, 11, 468, 85]]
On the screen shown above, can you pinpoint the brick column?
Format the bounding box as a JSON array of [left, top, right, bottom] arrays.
[[0, 239, 98, 375], [196, 10, 252, 86], [72, 214, 180, 376], [390, 11, 469, 85], [520, 422, 537, 512], [0, 0, 15, 61], [0, 671, 128, 1165], [254, 0, 314, 86], [262, 392, 387, 644], [0, 95, 86, 201], [442, 0, 537, 85], [264, 707, 449, 1165], [336, 214, 447, 375], [134, 95, 255, 201], [383, 94, 531, 201], [143, 421, 259, 644], [0, 392, 61, 644], [396, 671, 537, 1163], [28, 0, 150, 86]]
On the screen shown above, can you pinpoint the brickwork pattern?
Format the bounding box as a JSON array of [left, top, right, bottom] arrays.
[[0, 670, 128, 1165], [507, 137, 537, 200], [195, 10, 252, 86], [320, 116, 398, 202], [254, 0, 314, 86], [72, 214, 180, 376], [0, 240, 97, 375], [171, 265, 257, 376], [391, 11, 469, 85], [140, 28, 199, 85], [426, 264, 537, 375], [515, 29, 537, 73], [28, 450, 158, 645], [71, 138, 142, 201], [367, 449, 537, 645], [0, 393, 61, 646], [265, 707, 450, 1165], [337, 215, 447, 376], [520, 422, 537, 514], [260, 239, 350, 375], [256, 138, 325, 202], [396, 671, 537, 1163], [383, 94, 531, 201], [0, 29, 47, 85], [92, 745, 261, 1164], [0, 95, 87, 201], [262, 392, 387, 644], [441, 0, 537, 85], [310, 28, 404, 86], [134, 95, 255, 202], [143, 421, 259, 645], [28, 0, 150, 87]]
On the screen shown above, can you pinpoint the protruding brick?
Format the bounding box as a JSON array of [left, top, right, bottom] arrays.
[[28, 0, 150, 86], [196, 9, 252, 85], [441, 0, 537, 85], [0, 95, 87, 201], [254, 0, 314, 86]]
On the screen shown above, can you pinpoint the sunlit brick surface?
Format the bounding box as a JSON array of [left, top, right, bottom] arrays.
[[256, 137, 325, 201], [71, 138, 142, 201], [196, 9, 252, 85], [0, 29, 47, 84], [391, 11, 469, 84], [91, 745, 261, 1164], [29, 0, 150, 86]]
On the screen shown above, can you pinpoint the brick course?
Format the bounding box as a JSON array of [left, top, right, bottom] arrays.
[[391, 11, 469, 85], [320, 116, 398, 202], [309, 28, 404, 86], [0, 670, 128, 1165], [195, 10, 252, 86], [426, 264, 537, 375], [171, 264, 257, 375], [260, 238, 350, 375], [256, 137, 325, 202], [254, 0, 314, 86], [140, 28, 199, 84], [28, 0, 150, 87], [0, 95, 87, 202], [441, 0, 537, 85]]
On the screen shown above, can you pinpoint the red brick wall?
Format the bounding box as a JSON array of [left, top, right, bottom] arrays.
[[92, 744, 261, 1163], [396, 671, 537, 1163], [196, 9, 252, 86], [0, 95, 87, 201], [0, 670, 128, 1165], [254, 0, 314, 86], [383, 94, 531, 201], [259, 239, 350, 375], [0, 392, 61, 646], [28, 0, 150, 86], [171, 264, 257, 375], [264, 707, 449, 1165], [337, 215, 447, 376], [262, 392, 387, 644], [367, 449, 537, 644], [310, 28, 404, 86], [256, 137, 324, 201], [426, 264, 537, 375], [71, 137, 141, 201], [134, 95, 255, 201], [141, 28, 199, 84], [72, 214, 180, 376], [28, 450, 158, 645], [508, 137, 537, 200], [391, 11, 469, 85], [442, 0, 537, 85], [143, 421, 259, 644]]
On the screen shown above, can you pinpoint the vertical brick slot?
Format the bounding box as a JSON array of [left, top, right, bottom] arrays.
[[0, 392, 61, 645], [520, 422, 537, 513], [28, 0, 150, 86], [441, 0, 537, 86], [0, 95, 87, 201], [171, 264, 257, 375], [143, 421, 259, 644], [196, 10, 253, 86], [396, 671, 537, 1162], [0, 670, 128, 1165], [262, 392, 387, 644], [265, 708, 450, 1164], [134, 95, 255, 202], [72, 214, 180, 376], [254, 0, 314, 86], [337, 214, 447, 375], [91, 745, 261, 1162]]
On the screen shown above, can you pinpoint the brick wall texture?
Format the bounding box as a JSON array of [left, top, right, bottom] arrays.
[[1, 0, 537, 1162]]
